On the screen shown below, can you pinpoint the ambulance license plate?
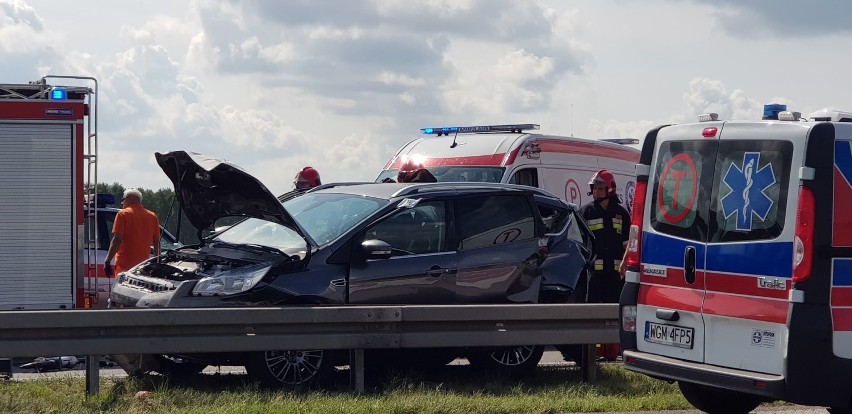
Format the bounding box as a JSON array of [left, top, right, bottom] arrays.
[[644, 321, 694, 349]]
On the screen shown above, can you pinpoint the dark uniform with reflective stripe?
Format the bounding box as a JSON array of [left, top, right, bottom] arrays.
[[579, 199, 630, 303]]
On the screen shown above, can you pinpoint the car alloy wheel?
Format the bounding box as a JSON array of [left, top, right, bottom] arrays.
[[487, 345, 538, 366], [466, 345, 544, 376], [263, 349, 325, 386]]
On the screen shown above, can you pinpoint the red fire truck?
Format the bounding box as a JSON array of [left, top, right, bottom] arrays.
[[0, 76, 101, 309]]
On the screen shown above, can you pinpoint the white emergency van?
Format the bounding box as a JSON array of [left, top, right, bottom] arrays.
[[620, 106, 852, 413], [377, 124, 640, 211]]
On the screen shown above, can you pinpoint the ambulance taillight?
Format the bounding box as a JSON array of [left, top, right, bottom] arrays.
[[625, 181, 648, 269], [793, 186, 815, 283]]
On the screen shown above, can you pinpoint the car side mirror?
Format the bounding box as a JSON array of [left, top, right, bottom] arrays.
[[361, 239, 392, 261]]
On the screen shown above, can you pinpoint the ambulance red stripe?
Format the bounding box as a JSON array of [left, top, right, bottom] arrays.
[[703, 293, 789, 324], [640, 266, 705, 290], [638, 284, 702, 313], [832, 287, 852, 307], [536, 139, 640, 163], [705, 271, 790, 300]]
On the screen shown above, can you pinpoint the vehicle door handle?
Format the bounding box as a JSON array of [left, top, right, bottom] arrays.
[[684, 246, 696, 285], [656, 309, 680, 321], [426, 266, 451, 277]]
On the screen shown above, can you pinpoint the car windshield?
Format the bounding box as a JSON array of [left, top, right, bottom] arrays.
[[213, 217, 306, 252], [375, 166, 505, 183], [283, 192, 388, 245]]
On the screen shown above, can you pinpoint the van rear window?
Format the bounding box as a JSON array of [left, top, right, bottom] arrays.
[[650, 141, 716, 242], [710, 140, 792, 242]]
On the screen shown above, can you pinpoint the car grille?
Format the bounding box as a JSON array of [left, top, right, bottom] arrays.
[[120, 275, 176, 293]]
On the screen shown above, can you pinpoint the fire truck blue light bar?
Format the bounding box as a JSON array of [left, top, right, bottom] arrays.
[[421, 124, 540, 136], [51, 88, 67, 100]]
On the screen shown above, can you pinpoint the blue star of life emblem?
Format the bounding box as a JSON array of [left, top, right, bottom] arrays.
[[721, 152, 776, 231]]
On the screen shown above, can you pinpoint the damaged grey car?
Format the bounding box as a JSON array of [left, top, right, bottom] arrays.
[[109, 151, 595, 387]]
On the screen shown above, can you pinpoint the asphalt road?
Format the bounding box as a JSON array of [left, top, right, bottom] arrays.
[[4, 351, 832, 414]]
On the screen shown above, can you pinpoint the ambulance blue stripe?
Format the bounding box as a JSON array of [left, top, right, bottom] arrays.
[[641, 232, 792, 278], [706, 242, 793, 278], [641, 232, 706, 268], [833, 259, 852, 287]]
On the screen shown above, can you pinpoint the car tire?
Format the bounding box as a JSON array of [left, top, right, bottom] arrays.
[[677, 381, 764, 414], [245, 349, 332, 389], [466, 345, 544, 376], [153, 355, 208, 377]]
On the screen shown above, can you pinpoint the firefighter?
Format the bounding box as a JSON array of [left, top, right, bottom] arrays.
[[294, 166, 322, 190], [397, 160, 437, 183], [578, 169, 630, 361]]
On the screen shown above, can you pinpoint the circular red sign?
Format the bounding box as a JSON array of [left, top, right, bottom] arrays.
[[564, 179, 582, 205], [656, 153, 698, 224]]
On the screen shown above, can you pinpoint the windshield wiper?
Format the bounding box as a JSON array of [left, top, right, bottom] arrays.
[[208, 241, 283, 256]]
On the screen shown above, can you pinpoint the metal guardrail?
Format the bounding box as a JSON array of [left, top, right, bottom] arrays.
[[0, 303, 619, 394]]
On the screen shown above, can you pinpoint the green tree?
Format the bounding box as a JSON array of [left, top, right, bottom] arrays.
[[92, 182, 202, 245]]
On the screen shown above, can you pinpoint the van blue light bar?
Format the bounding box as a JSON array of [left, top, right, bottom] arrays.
[[762, 103, 787, 120], [421, 124, 540, 136]]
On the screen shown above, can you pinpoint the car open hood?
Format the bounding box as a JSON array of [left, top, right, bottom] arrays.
[[155, 151, 307, 241]]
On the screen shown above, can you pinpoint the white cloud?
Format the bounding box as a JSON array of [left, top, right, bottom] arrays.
[[3, 0, 852, 196]]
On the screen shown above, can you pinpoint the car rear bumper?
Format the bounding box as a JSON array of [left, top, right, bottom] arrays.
[[622, 349, 786, 400]]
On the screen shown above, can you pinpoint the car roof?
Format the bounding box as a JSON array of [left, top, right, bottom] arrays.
[[307, 182, 563, 201]]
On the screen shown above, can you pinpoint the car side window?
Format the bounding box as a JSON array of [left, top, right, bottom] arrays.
[[365, 201, 447, 255], [456, 195, 535, 250], [539, 204, 570, 234]]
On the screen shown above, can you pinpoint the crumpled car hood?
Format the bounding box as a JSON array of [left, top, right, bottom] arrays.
[[155, 151, 306, 240]]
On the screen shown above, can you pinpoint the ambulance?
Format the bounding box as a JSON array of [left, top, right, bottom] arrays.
[[620, 105, 852, 413], [377, 124, 641, 211]]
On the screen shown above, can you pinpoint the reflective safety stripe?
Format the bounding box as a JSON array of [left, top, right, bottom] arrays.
[[587, 218, 603, 226], [614, 259, 622, 271], [612, 218, 623, 225], [589, 223, 604, 231], [613, 223, 623, 233], [594, 259, 604, 271]]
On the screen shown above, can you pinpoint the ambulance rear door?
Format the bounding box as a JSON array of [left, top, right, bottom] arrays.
[[637, 123, 719, 363], [702, 122, 802, 375]]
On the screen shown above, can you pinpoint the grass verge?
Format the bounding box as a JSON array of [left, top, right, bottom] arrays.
[[0, 364, 692, 414]]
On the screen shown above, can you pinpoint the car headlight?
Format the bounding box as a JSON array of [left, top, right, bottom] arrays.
[[192, 263, 272, 296]]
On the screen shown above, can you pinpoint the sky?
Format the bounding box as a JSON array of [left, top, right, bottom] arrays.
[[3, 0, 852, 196]]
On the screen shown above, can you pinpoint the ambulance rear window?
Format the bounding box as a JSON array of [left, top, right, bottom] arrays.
[[710, 141, 792, 242], [650, 140, 716, 242]]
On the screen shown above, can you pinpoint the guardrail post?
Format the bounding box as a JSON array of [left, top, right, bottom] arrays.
[[0, 358, 11, 380], [349, 349, 365, 394], [85, 355, 99, 395], [581, 344, 596, 382]]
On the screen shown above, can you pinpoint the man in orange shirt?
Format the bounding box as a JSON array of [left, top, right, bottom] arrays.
[[104, 189, 160, 277]]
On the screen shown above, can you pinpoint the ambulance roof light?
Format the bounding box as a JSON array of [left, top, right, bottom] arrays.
[[698, 113, 719, 122], [808, 108, 852, 123], [50, 88, 67, 100], [421, 124, 540, 136], [763, 103, 787, 120], [778, 111, 802, 122]]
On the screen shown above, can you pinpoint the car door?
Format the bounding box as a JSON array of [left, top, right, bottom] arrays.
[[348, 200, 456, 304], [453, 193, 542, 303], [637, 124, 718, 362], [535, 197, 594, 303], [702, 128, 796, 375]]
